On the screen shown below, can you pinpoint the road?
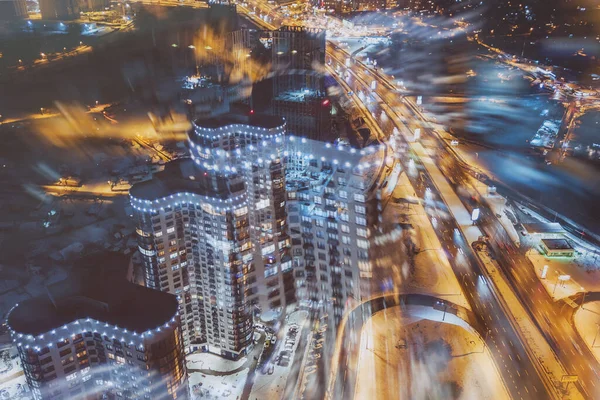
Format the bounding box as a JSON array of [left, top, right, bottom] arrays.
[[325, 44, 550, 400], [387, 57, 600, 397], [331, 44, 600, 398], [17, 0, 598, 397], [236, 2, 561, 398]]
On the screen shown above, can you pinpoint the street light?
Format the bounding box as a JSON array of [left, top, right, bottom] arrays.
[[188, 45, 198, 75], [592, 323, 600, 348], [481, 329, 491, 353]]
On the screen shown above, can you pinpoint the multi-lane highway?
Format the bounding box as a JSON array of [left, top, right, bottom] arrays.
[[325, 43, 553, 400], [346, 46, 600, 398], [328, 41, 600, 398], [238, 1, 582, 398]]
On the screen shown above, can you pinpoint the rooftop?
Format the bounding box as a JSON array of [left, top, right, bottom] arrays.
[[522, 222, 566, 234], [273, 89, 326, 103], [129, 158, 235, 202], [194, 113, 285, 130], [7, 255, 179, 336], [541, 238, 573, 250]]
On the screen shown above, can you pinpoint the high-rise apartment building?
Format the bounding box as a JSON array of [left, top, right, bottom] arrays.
[[0, 0, 27, 20], [79, 0, 109, 12], [352, 0, 386, 11], [6, 271, 188, 400], [285, 138, 383, 323], [272, 90, 333, 141], [271, 26, 326, 94], [270, 26, 332, 140], [131, 114, 294, 359], [39, 0, 80, 20]]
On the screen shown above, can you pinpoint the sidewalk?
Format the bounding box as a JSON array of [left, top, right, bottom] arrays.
[[573, 302, 600, 365], [527, 249, 600, 301]]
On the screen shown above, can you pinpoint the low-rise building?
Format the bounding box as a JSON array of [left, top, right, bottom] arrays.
[[540, 238, 574, 258], [6, 269, 188, 400]]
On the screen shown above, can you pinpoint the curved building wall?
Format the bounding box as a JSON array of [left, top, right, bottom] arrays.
[[190, 119, 294, 315], [6, 310, 187, 400], [132, 195, 254, 359], [132, 115, 295, 361]]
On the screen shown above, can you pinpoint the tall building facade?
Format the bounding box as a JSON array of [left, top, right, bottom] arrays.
[[6, 272, 188, 400], [285, 138, 382, 323], [39, 0, 80, 20], [270, 26, 332, 140], [0, 0, 27, 20], [271, 26, 326, 94], [131, 114, 294, 359], [272, 91, 332, 141], [351, 0, 386, 11]]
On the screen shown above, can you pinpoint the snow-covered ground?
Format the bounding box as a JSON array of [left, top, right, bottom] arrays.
[[527, 249, 600, 301], [0, 351, 30, 400], [188, 367, 247, 400], [355, 305, 508, 400], [187, 352, 247, 373], [0, 372, 29, 400], [250, 310, 309, 400], [0, 195, 136, 320], [573, 301, 600, 364], [372, 171, 470, 309]]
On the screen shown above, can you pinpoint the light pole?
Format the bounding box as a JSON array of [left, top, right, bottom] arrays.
[[188, 45, 198, 75], [592, 323, 600, 348], [580, 287, 586, 309], [552, 274, 559, 298], [481, 329, 491, 353]]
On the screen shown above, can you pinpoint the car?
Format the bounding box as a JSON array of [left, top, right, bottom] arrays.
[[271, 336, 277, 345], [254, 323, 265, 331], [264, 340, 270, 348]]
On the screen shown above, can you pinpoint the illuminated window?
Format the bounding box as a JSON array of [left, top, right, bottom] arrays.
[[66, 372, 78, 381], [234, 206, 248, 217]]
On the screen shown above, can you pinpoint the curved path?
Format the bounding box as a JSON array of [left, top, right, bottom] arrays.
[[325, 292, 483, 400]]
